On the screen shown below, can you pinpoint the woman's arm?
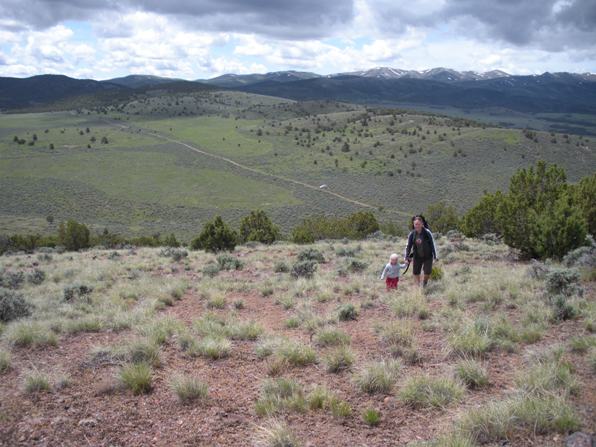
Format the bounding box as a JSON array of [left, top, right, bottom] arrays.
[[404, 231, 413, 260], [427, 229, 438, 260]]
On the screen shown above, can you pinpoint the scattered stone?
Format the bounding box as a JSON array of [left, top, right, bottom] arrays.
[[78, 418, 97, 427], [565, 432, 593, 447]]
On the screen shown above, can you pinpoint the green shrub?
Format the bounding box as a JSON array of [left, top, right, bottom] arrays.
[[324, 346, 355, 373], [455, 360, 489, 389], [0, 270, 25, 289], [26, 269, 46, 285], [239, 210, 280, 244], [23, 371, 51, 393], [400, 375, 465, 408], [362, 408, 381, 426], [273, 261, 290, 273], [549, 295, 579, 322], [63, 283, 93, 302], [290, 260, 317, 279], [191, 216, 237, 253], [497, 162, 586, 259], [337, 303, 358, 321], [58, 220, 90, 251], [545, 268, 583, 297], [170, 374, 208, 403], [159, 247, 187, 261], [202, 263, 220, 277], [430, 266, 444, 280], [354, 359, 401, 394], [119, 363, 153, 395], [460, 192, 505, 238], [344, 257, 368, 272], [426, 201, 460, 233], [291, 226, 315, 244], [0, 287, 31, 322], [297, 248, 325, 263], [216, 254, 244, 270]]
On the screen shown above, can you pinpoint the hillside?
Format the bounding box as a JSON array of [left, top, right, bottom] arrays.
[[238, 74, 596, 115], [0, 238, 594, 445], [0, 91, 594, 238]]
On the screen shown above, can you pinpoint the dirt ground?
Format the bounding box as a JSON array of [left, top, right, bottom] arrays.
[[0, 257, 594, 447]]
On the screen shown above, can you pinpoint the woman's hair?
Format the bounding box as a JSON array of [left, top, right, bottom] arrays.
[[411, 214, 429, 229]]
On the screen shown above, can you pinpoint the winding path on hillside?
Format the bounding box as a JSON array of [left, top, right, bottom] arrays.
[[107, 120, 381, 211]]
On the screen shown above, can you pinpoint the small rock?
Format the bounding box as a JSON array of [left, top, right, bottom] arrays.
[[78, 418, 97, 427], [565, 432, 593, 447]]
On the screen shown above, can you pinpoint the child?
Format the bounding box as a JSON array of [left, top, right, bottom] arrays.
[[380, 253, 407, 290]]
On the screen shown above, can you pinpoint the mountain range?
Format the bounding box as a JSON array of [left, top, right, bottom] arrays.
[[1, 67, 595, 114]]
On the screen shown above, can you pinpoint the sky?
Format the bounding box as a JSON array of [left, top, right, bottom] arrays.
[[0, 0, 595, 80]]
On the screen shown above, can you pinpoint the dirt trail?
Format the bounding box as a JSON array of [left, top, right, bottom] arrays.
[[107, 120, 380, 211]]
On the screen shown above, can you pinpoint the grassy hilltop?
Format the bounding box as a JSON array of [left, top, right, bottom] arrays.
[[0, 91, 594, 239], [0, 236, 594, 446]]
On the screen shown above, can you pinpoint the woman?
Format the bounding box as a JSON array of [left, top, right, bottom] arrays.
[[404, 215, 438, 287]]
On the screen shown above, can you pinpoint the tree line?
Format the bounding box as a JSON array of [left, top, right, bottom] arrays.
[[0, 161, 593, 260]]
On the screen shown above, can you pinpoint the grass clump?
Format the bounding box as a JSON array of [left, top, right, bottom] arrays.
[[568, 335, 596, 354], [458, 395, 580, 444], [226, 320, 264, 340], [400, 375, 465, 408], [377, 320, 414, 348], [170, 374, 209, 403], [206, 294, 226, 309], [515, 354, 578, 397], [337, 303, 358, 321], [391, 293, 429, 319], [255, 378, 306, 416], [0, 349, 11, 373], [126, 339, 161, 367], [455, 359, 489, 389], [119, 362, 153, 395], [324, 346, 355, 373], [354, 359, 401, 394], [362, 408, 381, 426], [315, 328, 350, 347], [195, 336, 232, 360], [275, 340, 317, 367], [448, 321, 492, 357], [23, 371, 51, 393], [254, 419, 301, 447], [6, 321, 58, 348]]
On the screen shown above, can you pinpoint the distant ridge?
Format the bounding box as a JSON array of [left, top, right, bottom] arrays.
[[1, 67, 595, 112]]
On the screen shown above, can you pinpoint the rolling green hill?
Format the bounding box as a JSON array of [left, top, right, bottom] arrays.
[[0, 91, 594, 239]]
